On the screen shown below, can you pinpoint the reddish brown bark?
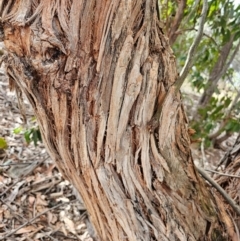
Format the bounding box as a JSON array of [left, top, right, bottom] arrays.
[[0, 0, 235, 240]]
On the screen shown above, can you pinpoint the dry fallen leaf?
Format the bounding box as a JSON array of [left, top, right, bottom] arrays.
[[64, 217, 77, 234], [6, 180, 25, 202], [0, 175, 4, 182], [15, 225, 36, 234], [28, 195, 35, 207], [7, 161, 40, 178], [35, 193, 48, 206]]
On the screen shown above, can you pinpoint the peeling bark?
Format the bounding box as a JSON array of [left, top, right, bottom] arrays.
[[215, 134, 240, 240], [0, 1, 233, 240]]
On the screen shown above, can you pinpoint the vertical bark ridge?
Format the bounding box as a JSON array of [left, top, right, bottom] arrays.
[[1, 0, 231, 240]]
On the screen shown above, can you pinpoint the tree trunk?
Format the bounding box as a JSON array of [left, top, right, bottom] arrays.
[[0, 1, 234, 240]]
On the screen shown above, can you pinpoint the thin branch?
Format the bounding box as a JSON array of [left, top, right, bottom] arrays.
[[166, 0, 169, 30], [175, 28, 219, 46], [168, 0, 187, 45], [218, 38, 240, 81], [174, 0, 208, 92], [200, 139, 207, 167], [196, 165, 240, 216], [0, 156, 49, 167], [227, 210, 240, 241], [0, 179, 21, 198], [205, 169, 240, 178], [0, 202, 65, 240], [0, 199, 28, 222], [0, 162, 36, 167], [200, 30, 218, 46]]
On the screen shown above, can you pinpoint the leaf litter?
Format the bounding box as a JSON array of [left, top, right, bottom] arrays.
[[0, 63, 93, 240]]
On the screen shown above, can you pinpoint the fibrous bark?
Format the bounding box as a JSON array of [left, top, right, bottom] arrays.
[[0, 0, 233, 240], [215, 133, 240, 238]]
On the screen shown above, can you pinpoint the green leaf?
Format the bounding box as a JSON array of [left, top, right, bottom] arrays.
[[198, 108, 208, 119], [229, 19, 236, 26], [220, 18, 226, 28], [0, 137, 8, 149], [220, 27, 225, 36], [234, 31, 240, 41], [30, 116, 37, 122], [211, 104, 224, 116], [24, 130, 32, 144], [13, 126, 23, 134], [32, 129, 40, 146], [204, 138, 212, 148], [36, 129, 42, 142], [205, 123, 214, 132], [23, 128, 42, 146], [223, 29, 231, 43], [225, 119, 240, 132], [210, 96, 218, 106], [223, 97, 231, 108]]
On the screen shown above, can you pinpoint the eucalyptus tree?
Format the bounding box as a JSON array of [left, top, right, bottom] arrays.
[[0, 1, 236, 240]]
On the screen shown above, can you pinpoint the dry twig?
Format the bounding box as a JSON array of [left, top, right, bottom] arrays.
[[196, 166, 240, 216], [0, 202, 65, 240], [205, 169, 240, 178], [175, 0, 208, 92]]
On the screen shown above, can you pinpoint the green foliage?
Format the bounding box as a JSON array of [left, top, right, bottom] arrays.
[[170, 0, 240, 92], [191, 95, 235, 147], [191, 72, 205, 91], [13, 126, 24, 134], [158, 0, 177, 27], [24, 127, 42, 146], [207, 0, 240, 44], [13, 119, 42, 146], [161, 0, 240, 147], [0, 137, 8, 149], [224, 118, 240, 133]]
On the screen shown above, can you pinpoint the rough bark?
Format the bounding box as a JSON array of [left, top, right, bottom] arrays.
[[0, 1, 234, 240], [215, 133, 240, 236]]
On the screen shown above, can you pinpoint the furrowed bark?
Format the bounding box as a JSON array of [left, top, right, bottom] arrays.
[[0, 0, 234, 240]]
